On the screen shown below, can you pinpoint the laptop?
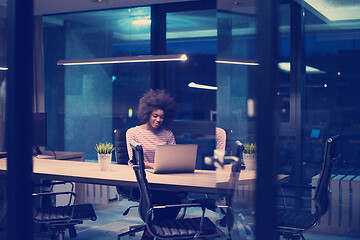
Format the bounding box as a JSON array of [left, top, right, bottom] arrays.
[[146, 144, 198, 174]]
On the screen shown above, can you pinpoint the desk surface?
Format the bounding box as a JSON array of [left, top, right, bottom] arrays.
[[0, 158, 287, 194]]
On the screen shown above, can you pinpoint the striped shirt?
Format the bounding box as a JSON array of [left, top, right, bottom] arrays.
[[216, 127, 226, 152], [126, 126, 176, 163]]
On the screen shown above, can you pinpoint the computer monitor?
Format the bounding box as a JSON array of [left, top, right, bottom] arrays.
[[33, 113, 47, 154], [310, 129, 320, 139]]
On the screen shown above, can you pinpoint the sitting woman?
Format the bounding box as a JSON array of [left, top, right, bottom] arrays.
[[126, 89, 181, 240]]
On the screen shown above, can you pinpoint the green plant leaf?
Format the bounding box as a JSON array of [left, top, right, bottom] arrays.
[[244, 142, 256, 154], [95, 142, 114, 154]]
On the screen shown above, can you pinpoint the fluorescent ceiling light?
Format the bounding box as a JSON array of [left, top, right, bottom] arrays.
[[0, 66, 8, 71], [216, 57, 259, 66], [278, 62, 326, 74], [188, 82, 217, 90], [57, 54, 187, 66], [298, 0, 360, 22], [132, 19, 151, 25]]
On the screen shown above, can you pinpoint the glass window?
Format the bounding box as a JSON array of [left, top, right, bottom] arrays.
[[165, 9, 217, 169], [43, 7, 151, 159], [166, 10, 217, 121], [216, 10, 257, 145], [304, 7, 360, 172]]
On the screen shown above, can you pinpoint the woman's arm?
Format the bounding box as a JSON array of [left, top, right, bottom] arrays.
[[144, 162, 154, 169]]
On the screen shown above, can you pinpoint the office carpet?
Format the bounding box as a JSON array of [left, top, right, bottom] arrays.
[[1, 197, 359, 240], [32, 198, 360, 240]]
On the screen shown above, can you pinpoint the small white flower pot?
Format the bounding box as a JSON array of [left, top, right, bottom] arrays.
[[98, 153, 112, 171], [243, 153, 257, 170]]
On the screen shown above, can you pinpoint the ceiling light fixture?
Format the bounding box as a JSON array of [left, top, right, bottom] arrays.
[[57, 54, 188, 66], [278, 62, 325, 74], [0, 66, 8, 71], [188, 82, 217, 90], [216, 57, 259, 66], [132, 19, 151, 25], [297, 0, 360, 22]]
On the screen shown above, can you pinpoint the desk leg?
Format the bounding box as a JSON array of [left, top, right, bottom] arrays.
[[219, 189, 247, 240], [75, 183, 84, 204]]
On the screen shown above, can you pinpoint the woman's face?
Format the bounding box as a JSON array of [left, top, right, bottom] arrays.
[[147, 109, 165, 130]]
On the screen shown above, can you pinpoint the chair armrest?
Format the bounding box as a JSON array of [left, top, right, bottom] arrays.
[[146, 203, 209, 238], [33, 191, 76, 206], [192, 198, 232, 212], [147, 203, 206, 222], [151, 202, 204, 210]]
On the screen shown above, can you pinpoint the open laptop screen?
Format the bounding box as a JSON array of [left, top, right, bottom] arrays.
[[147, 144, 198, 174]]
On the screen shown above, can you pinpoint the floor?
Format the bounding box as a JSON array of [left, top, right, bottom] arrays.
[[28, 198, 360, 240], [1, 191, 360, 240]]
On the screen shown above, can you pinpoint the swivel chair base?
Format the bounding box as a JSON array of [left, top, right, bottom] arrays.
[[118, 224, 146, 240]]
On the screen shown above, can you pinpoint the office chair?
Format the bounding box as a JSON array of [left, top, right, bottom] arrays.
[[33, 181, 97, 240], [129, 141, 225, 240], [114, 129, 145, 238], [114, 129, 140, 201], [277, 135, 340, 240], [114, 129, 189, 239]]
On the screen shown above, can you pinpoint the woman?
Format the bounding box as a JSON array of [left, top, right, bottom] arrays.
[[126, 89, 180, 240], [126, 89, 177, 167]]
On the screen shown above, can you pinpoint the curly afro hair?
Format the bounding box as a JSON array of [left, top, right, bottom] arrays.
[[137, 89, 177, 126]]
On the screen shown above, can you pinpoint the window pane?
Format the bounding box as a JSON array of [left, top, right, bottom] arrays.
[[166, 9, 217, 169], [43, 7, 151, 159], [303, 2, 360, 237]]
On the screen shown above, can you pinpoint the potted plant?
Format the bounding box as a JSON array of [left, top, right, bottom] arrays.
[[95, 142, 114, 171], [243, 143, 257, 170]]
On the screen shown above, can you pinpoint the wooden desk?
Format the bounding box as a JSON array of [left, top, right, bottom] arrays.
[[0, 158, 275, 194], [0, 158, 288, 194]]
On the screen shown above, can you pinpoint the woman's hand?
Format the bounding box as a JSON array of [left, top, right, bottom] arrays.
[[144, 162, 154, 169]]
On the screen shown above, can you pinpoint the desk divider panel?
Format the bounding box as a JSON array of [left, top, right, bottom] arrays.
[[351, 176, 360, 231], [84, 183, 118, 205], [311, 174, 360, 235], [340, 175, 355, 233]]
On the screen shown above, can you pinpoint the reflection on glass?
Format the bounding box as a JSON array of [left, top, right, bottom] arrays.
[[166, 9, 217, 170], [215, 5, 258, 238]]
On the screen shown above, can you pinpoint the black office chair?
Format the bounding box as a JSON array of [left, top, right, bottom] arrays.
[[114, 129, 140, 201], [114, 129, 145, 239], [33, 181, 97, 240], [129, 141, 225, 240], [277, 135, 340, 240]]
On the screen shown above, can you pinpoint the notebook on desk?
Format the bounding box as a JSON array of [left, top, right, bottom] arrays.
[[146, 144, 198, 174]]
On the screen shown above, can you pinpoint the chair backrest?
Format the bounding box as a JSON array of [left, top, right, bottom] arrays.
[[314, 135, 339, 216], [114, 129, 140, 201], [114, 129, 129, 165], [225, 129, 232, 156], [130, 142, 153, 223], [233, 140, 246, 169]]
